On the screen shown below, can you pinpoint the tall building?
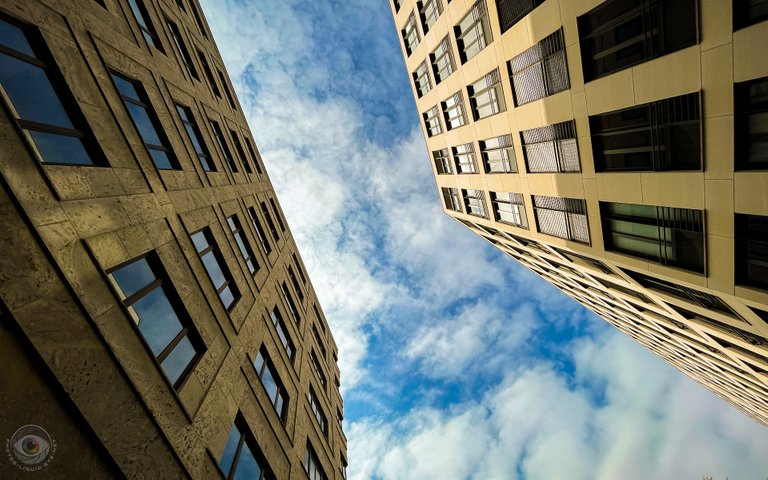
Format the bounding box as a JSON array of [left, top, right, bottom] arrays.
[[391, 0, 768, 427], [0, 0, 346, 478]]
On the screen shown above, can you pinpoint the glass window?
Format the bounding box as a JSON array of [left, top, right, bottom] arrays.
[[468, 68, 505, 120], [219, 419, 271, 480], [312, 323, 327, 358], [218, 68, 237, 110], [418, 0, 443, 33], [577, 0, 698, 81], [230, 129, 253, 174], [521, 121, 580, 172], [268, 198, 286, 232], [198, 49, 221, 98], [452, 143, 478, 174], [491, 192, 528, 228], [111, 71, 178, 169], [292, 253, 307, 284], [269, 307, 295, 360], [591, 92, 701, 172], [176, 103, 214, 171], [532, 195, 590, 244], [0, 18, 100, 165], [128, 0, 164, 51], [209, 119, 238, 172], [393, 0, 402, 12], [430, 36, 455, 83], [455, 0, 492, 63], [227, 214, 259, 275], [601, 202, 705, 273], [308, 387, 328, 436], [734, 0, 768, 30], [166, 18, 198, 80], [412, 61, 432, 97], [248, 206, 272, 255], [401, 12, 421, 56], [108, 255, 201, 388], [462, 189, 487, 218], [433, 148, 451, 174], [304, 442, 328, 480], [190, 228, 241, 309], [189, 0, 209, 39], [423, 105, 443, 137], [280, 281, 301, 324], [310, 350, 327, 389], [442, 91, 467, 130], [480, 134, 517, 173], [243, 136, 264, 176], [260, 201, 280, 241], [508, 29, 569, 106], [735, 76, 768, 170], [287, 265, 304, 303], [441, 187, 462, 212], [735, 214, 768, 290], [496, 0, 545, 34], [254, 347, 289, 420]]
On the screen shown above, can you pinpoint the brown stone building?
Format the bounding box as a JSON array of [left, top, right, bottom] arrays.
[[0, 0, 346, 478], [391, 0, 768, 426]]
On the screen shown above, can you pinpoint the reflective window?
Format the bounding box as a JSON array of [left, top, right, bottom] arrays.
[[430, 36, 455, 83], [304, 442, 328, 480], [455, 0, 492, 63], [176, 103, 214, 171], [254, 347, 289, 419], [734, 0, 768, 30], [462, 189, 487, 218], [227, 214, 259, 274], [280, 281, 301, 324], [108, 255, 201, 387], [441, 187, 462, 212], [198, 49, 221, 98], [508, 29, 569, 106], [310, 350, 327, 388], [735, 77, 768, 170], [190, 228, 241, 309], [453, 143, 478, 174], [209, 119, 237, 172], [219, 419, 271, 480], [308, 387, 328, 436], [269, 307, 295, 360], [128, 0, 164, 52], [468, 68, 505, 120], [0, 18, 100, 165], [491, 192, 528, 228], [248, 206, 272, 255], [480, 134, 517, 173], [166, 18, 198, 80], [735, 214, 768, 290]]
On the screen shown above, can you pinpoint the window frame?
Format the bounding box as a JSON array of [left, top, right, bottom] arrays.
[[209, 118, 238, 172], [127, 0, 165, 52], [462, 188, 487, 218], [175, 102, 215, 171], [433, 148, 452, 174], [452, 143, 478, 174], [532, 195, 590, 244], [218, 417, 273, 480], [735, 213, 768, 290], [423, 105, 443, 137], [491, 191, 528, 228], [468, 68, 506, 121], [165, 17, 198, 80], [441, 187, 462, 212], [190, 227, 241, 310], [442, 91, 468, 130], [507, 28, 569, 106], [734, 77, 768, 171], [480, 134, 517, 173], [520, 120, 580, 173], [430, 35, 455, 84], [454, 0, 492, 64], [227, 214, 259, 275], [401, 11, 421, 56], [253, 346, 289, 421]]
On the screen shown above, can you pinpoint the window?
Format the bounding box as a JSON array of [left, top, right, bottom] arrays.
[[128, 0, 164, 51], [218, 68, 237, 110], [622, 269, 743, 319], [480, 134, 517, 173], [312, 323, 327, 358], [260, 201, 280, 241], [496, 0, 545, 33], [175, 0, 186, 13], [393, 0, 402, 13], [269, 307, 295, 360], [401, 12, 421, 56], [244, 137, 264, 176], [287, 265, 304, 303], [111, 72, 178, 169], [508, 29, 569, 105], [219, 419, 272, 480], [423, 105, 442, 137], [413, 61, 432, 97], [310, 350, 327, 389], [433, 148, 452, 174], [247, 206, 272, 255], [430, 36, 455, 83], [468, 68, 506, 120], [190, 228, 241, 309], [532, 195, 590, 243], [577, 0, 698, 82], [735, 214, 768, 290], [209, 119, 238, 172], [313, 304, 327, 332], [455, 0, 492, 63], [198, 49, 221, 98], [280, 282, 301, 324], [452, 143, 478, 173], [189, 0, 209, 39], [734, 0, 768, 30], [230, 130, 253, 174], [442, 91, 467, 130], [340, 454, 348, 480], [268, 198, 286, 233], [418, 0, 443, 33], [166, 18, 198, 80], [601, 202, 705, 273], [176, 103, 214, 171], [734, 77, 768, 170], [491, 192, 528, 228], [108, 254, 201, 388], [441, 187, 462, 212], [227, 214, 259, 275], [590, 92, 701, 172], [253, 347, 289, 419], [520, 121, 580, 172], [0, 17, 101, 165], [308, 387, 328, 436], [462, 189, 487, 218], [293, 253, 307, 284], [304, 442, 328, 480]]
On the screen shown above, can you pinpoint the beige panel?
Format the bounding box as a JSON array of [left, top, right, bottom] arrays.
[[526, 174, 555, 195], [632, 47, 701, 105], [596, 173, 643, 204], [706, 235, 735, 294], [572, 0, 605, 16], [552, 174, 586, 199], [733, 22, 768, 82], [584, 68, 635, 114], [641, 172, 705, 208], [559, 0, 580, 47], [527, 0, 563, 43], [704, 115, 734, 179], [704, 179, 734, 238], [699, 0, 733, 51], [701, 44, 734, 117]]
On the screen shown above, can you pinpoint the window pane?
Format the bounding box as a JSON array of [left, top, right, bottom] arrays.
[[191, 231, 209, 252], [219, 426, 240, 476], [0, 53, 73, 127], [111, 257, 155, 298], [220, 286, 235, 308], [160, 335, 196, 385], [132, 287, 183, 355], [125, 101, 163, 146], [201, 251, 226, 289], [0, 19, 35, 56], [148, 149, 174, 170], [112, 74, 139, 99], [233, 444, 262, 480], [28, 131, 92, 165], [261, 367, 278, 401]]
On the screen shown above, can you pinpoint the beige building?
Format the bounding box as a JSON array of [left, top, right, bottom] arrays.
[[391, 0, 768, 427], [0, 0, 346, 478]]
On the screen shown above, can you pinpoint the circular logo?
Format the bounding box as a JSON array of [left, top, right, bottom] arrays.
[[5, 425, 56, 471]]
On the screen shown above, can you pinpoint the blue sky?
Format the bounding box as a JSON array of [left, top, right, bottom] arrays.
[[200, 1, 768, 478]]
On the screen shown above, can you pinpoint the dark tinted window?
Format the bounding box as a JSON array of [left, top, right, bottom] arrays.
[[734, 77, 768, 170], [735, 214, 768, 290]]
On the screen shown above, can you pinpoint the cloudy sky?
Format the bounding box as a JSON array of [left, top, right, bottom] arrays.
[[199, 1, 768, 478]]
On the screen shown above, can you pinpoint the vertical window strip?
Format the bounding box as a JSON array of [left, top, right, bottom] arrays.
[[433, 148, 452, 174], [735, 214, 768, 290], [230, 129, 253, 173], [521, 120, 580, 172], [269, 307, 295, 360], [532, 195, 590, 243], [190, 228, 241, 309], [260, 201, 280, 241], [441, 187, 462, 212], [423, 105, 443, 136], [455, 0, 492, 63], [402, 12, 421, 55], [468, 68, 505, 120], [308, 387, 328, 436], [480, 134, 517, 173], [280, 281, 301, 324], [209, 119, 238, 172], [431, 36, 455, 83], [128, 0, 164, 52], [243, 137, 264, 176], [735, 77, 768, 170], [227, 214, 259, 274], [413, 61, 432, 97], [248, 206, 272, 255], [304, 442, 328, 480], [310, 350, 327, 388], [287, 265, 304, 303], [217, 68, 237, 110], [419, 0, 443, 33], [293, 252, 308, 284], [176, 103, 214, 171], [166, 18, 198, 80], [268, 198, 286, 232], [442, 91, 467, 130], [197, 49, 221, 97], [219, 420, 271, 480], [508, 28, 568, 106], [254, 347, 289, 419]]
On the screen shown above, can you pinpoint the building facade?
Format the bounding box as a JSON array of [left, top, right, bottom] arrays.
[[0, 0, 346, 478], [391, 0, 768, 427]]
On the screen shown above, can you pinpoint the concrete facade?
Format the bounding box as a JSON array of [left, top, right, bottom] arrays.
[[392, 0, 768, 427], [0, 0, 346, 478]]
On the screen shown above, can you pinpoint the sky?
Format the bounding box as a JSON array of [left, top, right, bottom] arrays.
[[199, 1, 768, 478]]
